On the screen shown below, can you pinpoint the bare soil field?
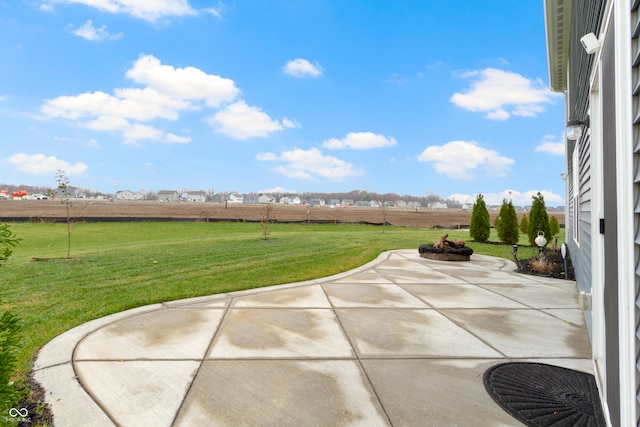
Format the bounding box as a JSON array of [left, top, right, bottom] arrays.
[[0, 200, 561, 229]]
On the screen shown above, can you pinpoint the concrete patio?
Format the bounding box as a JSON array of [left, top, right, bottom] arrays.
[[33, 249, 593, 426]]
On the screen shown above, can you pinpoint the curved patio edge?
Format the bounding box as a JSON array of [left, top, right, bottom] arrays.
[[31, 250, 572, 426]]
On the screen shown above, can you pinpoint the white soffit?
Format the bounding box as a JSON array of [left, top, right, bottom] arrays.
[[544, 0, 572, 92]]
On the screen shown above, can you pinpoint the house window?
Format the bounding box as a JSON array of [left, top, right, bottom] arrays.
[[572, 145, 580, 245]]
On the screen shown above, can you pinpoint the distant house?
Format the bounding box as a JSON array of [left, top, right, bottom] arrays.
[[157, 190, 179, 202], [258, 195, 275, 204], [341, 199, 354, 207], [181, 191, 207, 202], [228, 194, 243, 204], [116, 190, 145, 200], [354, 201, 370, 207], [461, 203, 471, 211], [243, 195, 259, 204], [212, 193, 229, 203], [407, 201, 422, 209], [308, 199, 325, 206], [395, 200, 407, 209], [428, 202, 447, 210], [328, 199, 341, 207]]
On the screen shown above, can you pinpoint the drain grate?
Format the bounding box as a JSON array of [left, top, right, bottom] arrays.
[[483, 362, 606, 426]]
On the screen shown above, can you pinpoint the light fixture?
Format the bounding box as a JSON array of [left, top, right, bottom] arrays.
[[580, 32, 601, 54], [566, 124, 582, 141], [566, 116, 589, 141]]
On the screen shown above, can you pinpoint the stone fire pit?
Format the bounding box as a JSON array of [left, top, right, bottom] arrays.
[[419, 234, 473, 261]]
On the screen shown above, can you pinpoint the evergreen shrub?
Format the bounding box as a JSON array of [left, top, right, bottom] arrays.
[[497, 199, 519, 245], [527, 192, 551, 245], [470, 194, 490, 242]]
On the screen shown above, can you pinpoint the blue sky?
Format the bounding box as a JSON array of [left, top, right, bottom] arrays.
[[0, 1, 567, 206]]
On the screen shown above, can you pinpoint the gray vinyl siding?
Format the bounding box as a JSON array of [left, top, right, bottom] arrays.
[[568, 1, 606, 123], [565, 0, 605, 297], [631, 0, 640, 420], [567, 135, 592, 296]]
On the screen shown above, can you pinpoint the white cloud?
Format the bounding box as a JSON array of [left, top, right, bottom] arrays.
[[258, 186, 297, 194], [255, 152, 278, 161], [43, 0, 198, 22], [535, 134, 565, 156], [81, 118, 189, 145], [0, 95, 7, 102], [282, 117, 301, 129], [450, 68, 561, 120], [43, 89, 190, 122], [417, 140, 514, 179], [208, 101, 288, 139], [448, 189, 564, 206], [40, 54, 235, 144], [165, 133, 191, 144], [81, 115, 131, 131], [204, 4, 224, 19], [256, 148, 363, 181], [323, 132, 397, 150], [485, 109, 510, 120], [283, 58, 323, 78], [126, 54, 239, 107], [86, 138, 100, 149], [535, 142, 564, 156], [8, 153, 87, 175], [72, 20, 123, 41], [121, 123, 164, 142]]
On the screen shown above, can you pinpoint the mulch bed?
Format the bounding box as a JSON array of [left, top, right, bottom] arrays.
[[517, 250, 575, 281]]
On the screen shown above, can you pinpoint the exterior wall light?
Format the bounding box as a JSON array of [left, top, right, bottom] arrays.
[[566, 116, 589, 141], [580, 32, 601, 54]]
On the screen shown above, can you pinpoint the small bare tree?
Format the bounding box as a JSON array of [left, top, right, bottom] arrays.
[[260, 204, 276, 240], [54, 170, 73, 258], [381, 201, 388, 233]]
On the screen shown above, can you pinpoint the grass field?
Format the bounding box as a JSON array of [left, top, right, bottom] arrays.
[[1, 221, 546, 386]]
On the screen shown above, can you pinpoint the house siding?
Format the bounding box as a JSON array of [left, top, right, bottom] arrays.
[[568, 0, 607, 122], [570, 133, 593, 296], [564, 0, 605, 300], [631, 0, 640, 418], [547, 0, 639, 423]]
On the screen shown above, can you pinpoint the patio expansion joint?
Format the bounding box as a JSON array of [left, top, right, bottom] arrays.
[[319, 284, 395, 426], [427, 305, 509, 358], [170, 295, 235, 426]]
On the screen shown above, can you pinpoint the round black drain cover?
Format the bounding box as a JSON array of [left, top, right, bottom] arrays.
[[484, 362, 606, 426]]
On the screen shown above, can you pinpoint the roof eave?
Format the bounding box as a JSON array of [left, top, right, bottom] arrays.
[[544, 0, 572, 92]]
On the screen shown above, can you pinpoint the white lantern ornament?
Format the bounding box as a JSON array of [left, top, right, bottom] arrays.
[[535, 231, 547, 259]]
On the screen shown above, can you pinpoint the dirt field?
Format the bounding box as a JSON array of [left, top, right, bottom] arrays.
[[0, 200, 561, 229]]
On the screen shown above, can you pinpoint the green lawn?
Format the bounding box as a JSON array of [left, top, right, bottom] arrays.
[[1, 221, 547, 381]]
